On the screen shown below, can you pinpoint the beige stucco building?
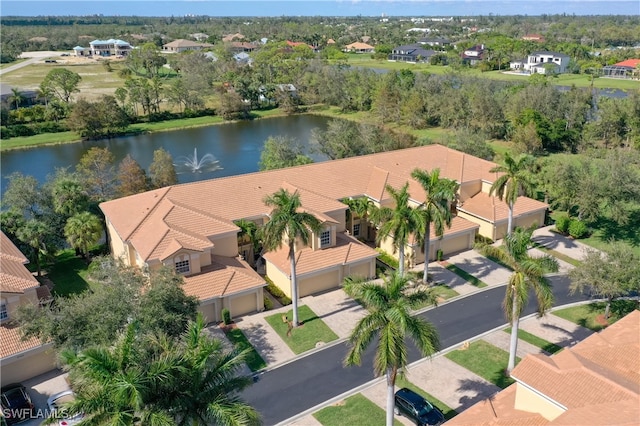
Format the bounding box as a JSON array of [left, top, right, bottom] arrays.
[[0, 232, 56, 386], [100, 145, 548, 323], [447, 310, 640, 425]]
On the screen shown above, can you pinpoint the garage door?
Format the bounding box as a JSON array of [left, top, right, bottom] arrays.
[[1, 349, 57, 387], [198, 301, 218, 324], [440, 233, 472, 256], [299, 270, 340, 297], [230, 292, 258, 317]]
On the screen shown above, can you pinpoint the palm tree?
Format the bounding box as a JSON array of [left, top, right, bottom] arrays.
[[60, 316, 259, 426], [16, 219, 50, 276], [64, 212, 103, 258], [344, 273, 440, 426], [262, 189, 322, 327], [480, 227, 558, 374], [342, 196, 373, 240], [371, 183, 424, 276], [411, 168, 459, 284], [235, 218, 261, 262], [8, 88, 25, 110], [489, 153, 535, 236]]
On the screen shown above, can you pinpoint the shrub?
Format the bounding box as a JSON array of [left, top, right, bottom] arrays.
[[375, 249, 399, 269], [263, 295, 273, 311], [474, 234, 494, 246], [264, 275, 292, 306], [436, 249, 444, 261], [568, 219, 589, 239], [555, 213, 571, 234], [222, 308, 232, 325]]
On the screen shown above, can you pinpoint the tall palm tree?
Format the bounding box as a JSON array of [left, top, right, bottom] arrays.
[[235, 218, 261, 262], [411, 168, 459, 284], [60, 316, 259, 426], [371, 183, 424, 276], [8, 88, 25, 110], [262, 189, 321, 327], [344, 273, 440, 426], [480, 227, 558, 374], [16, 219, 50, 276], [489, 153, 535, 237]]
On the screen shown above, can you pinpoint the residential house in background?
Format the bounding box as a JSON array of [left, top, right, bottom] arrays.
[[222, 33, 245, 42], [389, 44, 437, 63], [72, 45, 88, 56], [522, 34, 545, 43], [189, 32, 209, 42], [162, 39, 214, 53], [343, 42, 375, 53], [0, 231, 55, 386], [461, 44, 485, 65], [89, 39, 133, 57], [100, 145, 547, 324], [603, 59, 640, 79], [418, 37, 451, 47], [510, 51, 570, 75], [228, 41, 258, 53], [447, 310, 640, 425]]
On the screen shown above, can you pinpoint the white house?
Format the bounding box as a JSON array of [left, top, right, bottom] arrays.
[[510, 51, 570, 75], [89, 39, 133, 57]]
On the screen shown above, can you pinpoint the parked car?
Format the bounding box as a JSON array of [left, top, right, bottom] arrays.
[[394, 387, 445, 426], [47, 390, 84, 426], [0, 383, 34, 425]]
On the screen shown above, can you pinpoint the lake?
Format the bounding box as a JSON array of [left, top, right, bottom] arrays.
[[0, 115, 331, 190]]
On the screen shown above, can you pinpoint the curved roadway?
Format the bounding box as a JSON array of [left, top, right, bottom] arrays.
[[242, 275, 589, 425]]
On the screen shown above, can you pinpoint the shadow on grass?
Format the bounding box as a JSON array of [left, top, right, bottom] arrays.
[[491, 368, 515, 389], [591, 207, 640, 248], [300, 314, 320, 326], [48, 251, 90, 297], [223, 326, 267, 372]]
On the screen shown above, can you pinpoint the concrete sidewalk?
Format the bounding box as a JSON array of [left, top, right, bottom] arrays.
[[446, 250, 513, 286]]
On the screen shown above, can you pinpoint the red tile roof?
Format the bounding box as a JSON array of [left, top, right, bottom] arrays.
[[614, 59, 640, 68], [458, 191, 548, 223], [182, 255, 265, 301], [263, 232, 378, 276], [0, 232, 39, 294], [0, 323, 45, 359]]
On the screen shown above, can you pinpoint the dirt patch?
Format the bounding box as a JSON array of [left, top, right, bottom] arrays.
[[595, 314, 609, 328]]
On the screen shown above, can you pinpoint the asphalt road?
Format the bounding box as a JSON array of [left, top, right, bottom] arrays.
[[242, 275, 588, 425]]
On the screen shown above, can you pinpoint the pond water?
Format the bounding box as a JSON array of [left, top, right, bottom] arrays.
[[0, 115, 331, 190]]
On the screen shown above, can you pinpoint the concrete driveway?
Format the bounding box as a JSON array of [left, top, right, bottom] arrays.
[[18, 369, 70, 426], [446, 250, 513, 286]]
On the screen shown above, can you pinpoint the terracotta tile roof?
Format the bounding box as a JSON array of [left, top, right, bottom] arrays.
[[0, 323, 45, 359], [458, 191, 548, 223], [407, 216, 479, 245], [448, 310, 640, 425], [613, 59, 640, 68], [263, 232, 378, 277], [0, 231, 39, 293], [182, 255, 265, 301], [100, 145, 542, 276], [163, 39, 213, 48]]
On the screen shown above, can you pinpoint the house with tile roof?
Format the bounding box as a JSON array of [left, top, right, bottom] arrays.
[[447, 310, 640, 425], [162, 39, 214, 53], [603, 59, 640, 79], [100, 145, 547, 323], [0, 231, 55, 386], [344, 42, 375, 53]]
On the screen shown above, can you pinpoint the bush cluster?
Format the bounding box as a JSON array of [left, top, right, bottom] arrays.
[[1, 121, 68, 138], [555, 213, 589, 239], [264, 275, 292, 306], [263, 295, 274, 311]]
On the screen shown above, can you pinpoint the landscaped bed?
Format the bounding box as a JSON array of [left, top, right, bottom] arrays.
[[504, 327, 563, 355], [445, 340, 519, 389], [222, 326, 267, 372], [553, 300, 639, 332], [265, 305, 338, 354], [313, 394, 403, 426]]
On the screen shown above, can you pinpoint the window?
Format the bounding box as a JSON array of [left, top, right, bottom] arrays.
[[0, 303, 7, 321], [320, 230, 331, 247], [353, 223, 361, 237], [175, 259, 190, 274]]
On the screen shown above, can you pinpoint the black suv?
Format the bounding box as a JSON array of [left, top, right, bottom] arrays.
[[1, 384, 34, 425], [394, 387, 444, 426]]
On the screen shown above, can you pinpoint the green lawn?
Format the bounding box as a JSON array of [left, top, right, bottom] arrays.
[[553, 301, 639, 332], [444, 264, 488, 288], [396, 376, 457, 421], [431, 284, 459, 301], [265, 305, 338, 354], [504, 327, 563, 355], [223, 327, 267, 372], [47, 250, 92, 296], [530, 242, 582, 267], [445, 340, 518, 389], [579, 206, 640, 257], [313, 394, 403, 426]]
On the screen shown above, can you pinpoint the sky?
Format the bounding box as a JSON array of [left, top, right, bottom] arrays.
[[1, 0, 639, 17]]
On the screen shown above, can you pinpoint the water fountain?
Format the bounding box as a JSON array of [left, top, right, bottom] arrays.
[[175, 148, 222, 174]]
